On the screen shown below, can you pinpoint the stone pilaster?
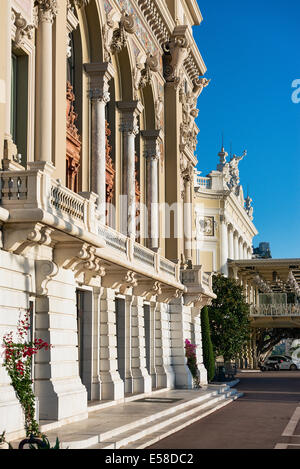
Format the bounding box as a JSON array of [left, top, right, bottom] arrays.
[[34, 261, 88, 421], [99, 288, 124, 400], [123, 295, 133, 393], [191, 312, 208, 385], [84, 62, 114, 224], [131, 296, 152, 393], [89, 287, 101, 400], [154, 302, 175, 389], [169, 297, 193, 389]]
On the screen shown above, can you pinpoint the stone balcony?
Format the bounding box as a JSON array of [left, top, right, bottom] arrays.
[[0, 166, 185, 299]]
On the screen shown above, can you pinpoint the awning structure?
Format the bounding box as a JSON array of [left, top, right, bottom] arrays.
[[228, 258, 300, 296], [228, 258, 300, 328]]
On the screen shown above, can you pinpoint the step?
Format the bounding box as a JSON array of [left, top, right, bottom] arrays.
[[98, 388, 223, 444], [124, 391, 244, 449], [88, 389, 242, 450], [124, 393, 243, 449], [54, 389, 222, 449], [10, 386, 240, 449]]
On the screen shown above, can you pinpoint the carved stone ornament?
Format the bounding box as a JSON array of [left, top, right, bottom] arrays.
[[54, 242, 105, 285], [179, 84, 200, 152], [192, 77, 211, 98], [110, 10, 136, 55], [35, 260, 59, 296], [120, 112, 139, 135], [245, 195, 254, 220], [134, 53, 159, 97], [155, 96, 163, 129], [101, 269, 138, 294], [133, 279, 162, 300], [157, 287, 183, 304], [74, 0, 90, 8], [198, 216, 214, 237], [12, 10, 34, 48], [227, 150, 247, 190], [163, 27, 190, 88], [35, 0, 58, 23], [3, 223, 54, 255], [67, 1, 79, 58], [102, 9, 118, 62]]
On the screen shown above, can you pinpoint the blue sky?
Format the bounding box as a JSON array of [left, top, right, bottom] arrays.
[[193, 0, 300, 258]]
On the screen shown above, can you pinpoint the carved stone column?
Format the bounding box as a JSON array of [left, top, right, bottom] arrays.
[[141, 130, 162, 251], [233, 230, 239, 260], [34, 0, 58, 167], [228, 225, 234, 260], [238, 236, 244, 260], [4, 0, 12, 142], [220, 215, 228, 276], [117, 101, 143, 238], [84, 63, 114, 224], [243, 242, 247, 260]]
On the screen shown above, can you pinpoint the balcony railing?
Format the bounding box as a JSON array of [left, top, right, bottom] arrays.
[[196, 176, 212, 189], [250, 304, 300, 317]]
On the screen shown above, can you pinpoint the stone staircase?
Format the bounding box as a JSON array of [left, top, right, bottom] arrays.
[[89, 385, 242, 450], [10, 383, 242, 450]]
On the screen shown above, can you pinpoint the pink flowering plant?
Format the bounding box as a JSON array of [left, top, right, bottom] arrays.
[[184, 339, 200, 388], [2, 309, 51, 437]]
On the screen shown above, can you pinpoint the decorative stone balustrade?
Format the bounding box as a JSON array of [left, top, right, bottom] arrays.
[[195, 176, 211, 189], [98, 221, 181, 286], [0, 168, 182, 288]]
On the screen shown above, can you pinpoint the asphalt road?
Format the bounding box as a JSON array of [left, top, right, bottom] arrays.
[[148, 371, 300, 450]]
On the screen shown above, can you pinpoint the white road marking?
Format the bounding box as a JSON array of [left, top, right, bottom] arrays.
[[282, 406, 300, 437], [275, 443, 300, 449]]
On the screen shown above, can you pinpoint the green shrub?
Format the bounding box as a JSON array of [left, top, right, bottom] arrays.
[[201, 306, 215, 382]]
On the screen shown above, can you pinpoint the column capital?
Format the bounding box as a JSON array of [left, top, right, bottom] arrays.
[[36, 0, 58, 23], [219, 214, 228, 225], [141, 130, 163, 160], [117, 100, 143, 135], [84, 62, 115, 103]]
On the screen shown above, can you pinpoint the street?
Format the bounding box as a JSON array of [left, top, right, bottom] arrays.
[[148, 371, 300, 449]]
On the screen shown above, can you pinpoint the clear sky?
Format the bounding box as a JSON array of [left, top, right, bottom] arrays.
[[193, 0, 300, 259]]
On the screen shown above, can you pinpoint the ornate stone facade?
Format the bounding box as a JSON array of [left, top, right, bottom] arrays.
[[0, 0, 215, 440], [194, 146, 258, 276]]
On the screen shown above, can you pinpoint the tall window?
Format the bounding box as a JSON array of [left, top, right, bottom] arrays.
[[10, 52, 29, 166]]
